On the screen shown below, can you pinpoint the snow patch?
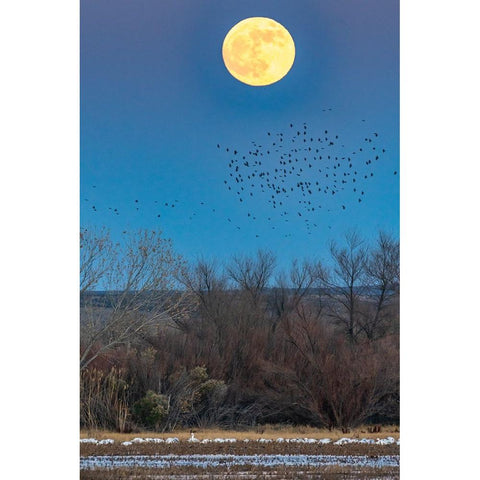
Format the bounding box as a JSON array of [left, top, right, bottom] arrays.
[[131, 438, 147, 444], [81, 453, 400, 470], [334, 437, 356, 445], [80, 438, 98, 444], [333, 436, 398, 446], [81, 434, 398, 447], [165, 437, 179, 444], [376, 436, 396, 445], [358, 438, 376, 444]]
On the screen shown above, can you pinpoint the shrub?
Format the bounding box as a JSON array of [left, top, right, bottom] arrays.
[[132, 390, 169, 429]]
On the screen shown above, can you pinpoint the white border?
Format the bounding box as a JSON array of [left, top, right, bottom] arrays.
[[1, 1, 79, 477], [401, 0, 479, 478]]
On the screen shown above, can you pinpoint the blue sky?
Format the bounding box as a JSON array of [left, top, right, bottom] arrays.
[[81, 0, 399, 270]]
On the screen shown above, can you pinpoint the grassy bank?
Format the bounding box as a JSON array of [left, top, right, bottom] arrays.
[[80, 424, 399, 443]]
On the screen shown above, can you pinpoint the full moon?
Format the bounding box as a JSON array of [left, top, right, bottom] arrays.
[[222, 17, 295, 86]]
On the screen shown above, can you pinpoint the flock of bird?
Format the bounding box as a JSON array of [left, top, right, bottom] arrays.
[[84, 188, 178, 220], [83, 119, 397, 237], [217, 121, 396, 234]]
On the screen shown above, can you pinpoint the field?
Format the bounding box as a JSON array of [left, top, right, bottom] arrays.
[[80, 426, 400, 479]]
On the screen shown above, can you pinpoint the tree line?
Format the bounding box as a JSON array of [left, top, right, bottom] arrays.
[[80, 227, 399, 432]]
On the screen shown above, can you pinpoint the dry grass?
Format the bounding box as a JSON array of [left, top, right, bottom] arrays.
[[80, 424, 399, 443]]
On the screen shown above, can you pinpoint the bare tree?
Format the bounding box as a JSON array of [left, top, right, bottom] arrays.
[[80, 227, 116, 293], [80, 229, 193, 370], [226, 249, 276, 306], [179, 259, 230, 327], [267, 260, 324, 351], [360, 232, 400, 339], [178, 258, 237, 361], [272, 260, 322, 316], [320, 231, 368, 341], [281, 316, 399, 430]]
